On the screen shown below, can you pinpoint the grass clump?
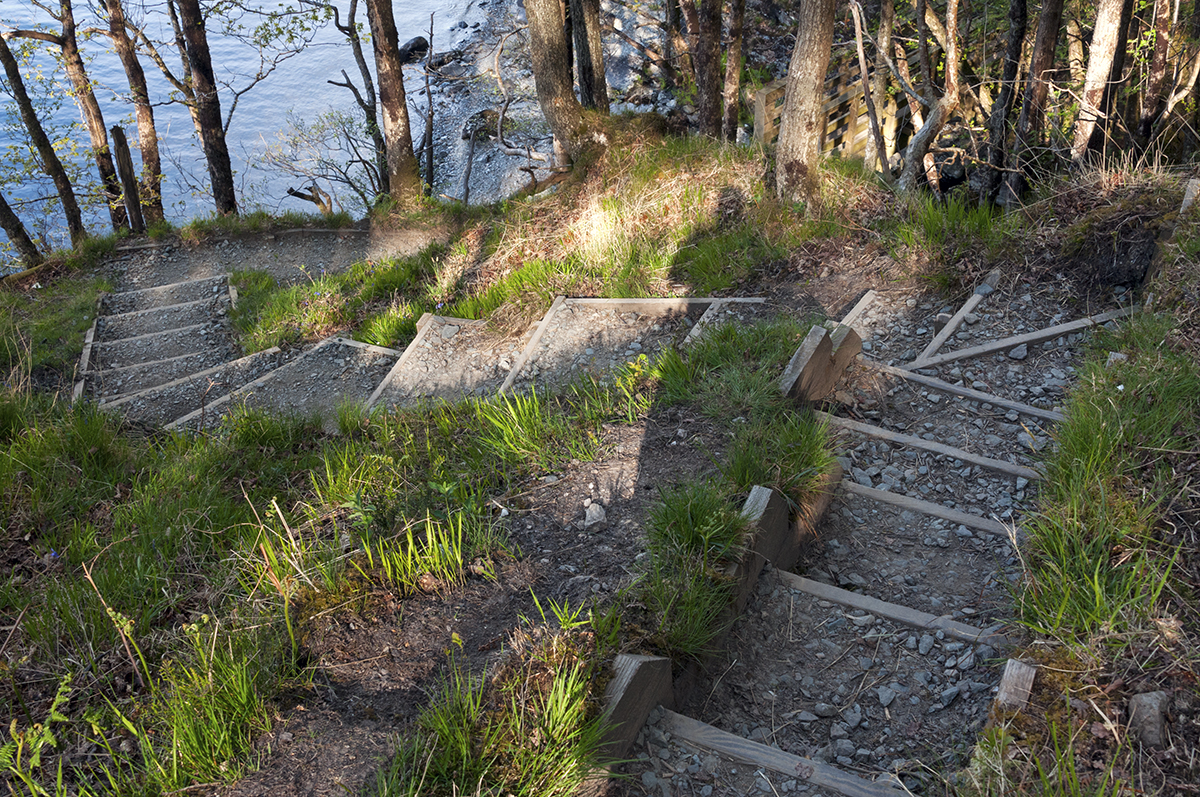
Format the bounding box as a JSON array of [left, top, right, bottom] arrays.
[[1, 275, 110, 383], [375, 623, 609, 797]]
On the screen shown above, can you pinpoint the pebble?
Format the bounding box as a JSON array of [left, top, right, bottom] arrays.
[[1007, 343, 1028, 360]]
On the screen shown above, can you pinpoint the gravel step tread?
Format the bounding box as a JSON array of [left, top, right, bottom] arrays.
[[101, 275, 228, 315], [670, 568, 1003, 792], [95, 297, 229, 342], [175, 338, 397, 432], [507, 303, 699, 393], [92, 323, 234, 369], [371, 316, 530, 408], [100, 348, 287, 427], [86, 350, 239, 399]]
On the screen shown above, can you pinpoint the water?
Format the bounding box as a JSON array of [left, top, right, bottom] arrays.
[[0, 0, 493, 267]]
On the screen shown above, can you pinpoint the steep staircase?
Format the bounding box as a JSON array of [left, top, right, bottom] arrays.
[[618, 276, 1140, 796], [75, 258, 1138, 797]]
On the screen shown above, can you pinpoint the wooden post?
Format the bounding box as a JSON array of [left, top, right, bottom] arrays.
[[110, 126, 145, 233]]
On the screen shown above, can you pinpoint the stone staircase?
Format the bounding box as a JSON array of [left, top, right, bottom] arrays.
[[76, 279, 774, 432]]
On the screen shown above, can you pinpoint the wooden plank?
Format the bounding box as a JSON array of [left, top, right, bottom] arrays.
[[330, 336, 406, 357], [840, 481, 1011, 537], [101, 275, 227, 297], [499, 295, 566, 394], [862, 360, 1064, 423], [600, 654, 674, 760], [663, 709, 906, 797], [816, 411, 1042, 481], [839, 289, 876, 331], [995, 659, 1037, 710], [101, 295, 217, 321], [777, 571, 1007, 646], [779, 325, 832, 399], [900, 307, 1135, 370], [913, 269, 1001, 364]]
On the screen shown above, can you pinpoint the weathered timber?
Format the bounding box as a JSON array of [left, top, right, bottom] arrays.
[[663, 709, 906, 796], [862, 360, 1064, 422], [817, 411, 1042, 481], [840, 481, 1011, 536], [839, 289, 876, 331], [600, 654, 674, 759], [367, 313, 468, 408], [498, 296, 566, 395], [778, 572, 1008, 645], [900, 307, 1135, 370], [995, 659, 1037, 710], [913, 269, 1001, 364]]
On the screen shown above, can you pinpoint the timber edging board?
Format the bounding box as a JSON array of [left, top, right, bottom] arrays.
[[863, 360, 1064, 422], [663, 709, 907, 796], [817, 411, 1042, 481], [899, 307, 1135, 370], [777, 571, 1009, 648], [840, 480, 1011, 536]]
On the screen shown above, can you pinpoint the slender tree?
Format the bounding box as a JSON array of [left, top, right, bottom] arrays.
[[1003, 0, 1065, 203], [898, 0, 961, 191], [980, 0, 1028, 202], [775, 0, 837, 205], [689, 0, 723, 137], [175, 0, 237, 214], [1071, 0, 1126, 162], [0, 191, 42, 267], [872, 0, 898, 167], [1139, 0, 1173, 139], [570, 0, 608, 111], [325, 0, 388, 197], [0, 33, 86, 245], [722, 0, 746, 142], [526, 0, 586, 163], [7, 0, 127, 230], [93, 0, 165, 223], [364, 0, 422, 203]]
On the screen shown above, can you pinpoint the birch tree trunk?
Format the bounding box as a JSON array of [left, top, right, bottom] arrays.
[[1071, 0, 1126, 162]]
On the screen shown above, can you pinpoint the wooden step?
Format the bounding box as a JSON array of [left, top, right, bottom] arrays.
[[96, 297, 226, 342], [862, 360, 1064, 423], [102, 275, 228, 315], [899, 306, 1135, 370], [777, 571, 1009, 646], [840, 480, 1011, 536], [912, 269, 1001, 365], [817, 411, 1041, 481], [662, 709, 906, 797]]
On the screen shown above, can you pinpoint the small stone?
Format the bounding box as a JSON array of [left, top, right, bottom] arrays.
[[796, 711, 819, 723], [813, 703, 838, 718], [918, 634, 935, 655], [641, 771, 660, 788], [584, 503, 607, 529], [1128, 691, 1170, 748], [829, 723, 850, 739], [1105, 351, 1128, 367], [842, 704, 863, 728], [963, 312, 979, 325], [877, 687, 897, 707], [834, 739, 856, 757], [939, 686, 960, 707], [440, 324, 460, 339], [1007, 344, 1028, 360]]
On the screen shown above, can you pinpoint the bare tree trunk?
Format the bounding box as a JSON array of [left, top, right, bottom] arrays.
[[526, 0, 586, 163], [874, 0, 898, 164], [686, 0, 722, 137], [103, 0, 165, 223], [1071, 0, 1126, 162], [570, 0, 608, 111], [898, 0, 960, 192], [775, 0, 837, 205], [849, 1, 891, 181], [981, 0, 1027, 202], [722, 0, 746, 141], [176, 0, 237, 214], [916, 0, 933, 104], [1002, 0, 1064, 203], [11, 2, 126, 230], [330, 0, 388, 197], [365, 0, 422, 203], [1067, 14, 1086, 84], [0, 191, 42, 267], [0, 34, 86, 246], [1139, 0, 1172, 139]]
